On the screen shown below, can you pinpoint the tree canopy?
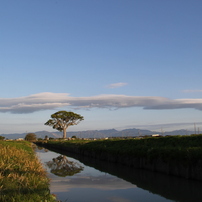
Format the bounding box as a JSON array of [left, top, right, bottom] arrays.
[[25, 133, 37, 142], [44, 111, 84, 138]]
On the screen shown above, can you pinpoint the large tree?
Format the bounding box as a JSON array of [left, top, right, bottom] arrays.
[[45, 111, 84, 138]]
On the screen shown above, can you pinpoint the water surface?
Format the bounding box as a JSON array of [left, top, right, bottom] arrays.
[[35, 147, 202, 202]]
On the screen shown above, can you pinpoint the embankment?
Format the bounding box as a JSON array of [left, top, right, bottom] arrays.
[[36, 134, 202, 181], [0, 141, 56, 202]]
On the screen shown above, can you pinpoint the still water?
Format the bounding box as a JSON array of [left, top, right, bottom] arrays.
[[35, 147, 202, 202]]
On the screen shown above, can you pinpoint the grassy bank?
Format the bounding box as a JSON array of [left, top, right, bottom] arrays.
[[0, 141, 56, 202], [38, 134, 202, 164], [80, 135, 202, 164]]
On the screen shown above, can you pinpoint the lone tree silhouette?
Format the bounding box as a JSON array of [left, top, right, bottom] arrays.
[[45, 111, 84, 138]]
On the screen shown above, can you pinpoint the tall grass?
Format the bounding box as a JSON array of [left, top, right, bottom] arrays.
[[0, 141, 56, 202]]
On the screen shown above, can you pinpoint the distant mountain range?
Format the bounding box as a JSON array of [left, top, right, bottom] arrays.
[[0, 128, 196, 140]]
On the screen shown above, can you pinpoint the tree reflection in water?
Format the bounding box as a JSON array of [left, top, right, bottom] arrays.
[[46, 155, 84, 177]]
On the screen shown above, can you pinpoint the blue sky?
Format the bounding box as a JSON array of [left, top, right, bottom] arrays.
[[1, 0, 202, 134]]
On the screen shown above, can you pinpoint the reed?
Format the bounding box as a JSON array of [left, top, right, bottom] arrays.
[[0, 141, 56, 202]]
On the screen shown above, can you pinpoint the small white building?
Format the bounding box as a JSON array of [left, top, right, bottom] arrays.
[[152, 134, 160, 137], [16, 138, 24, 141]]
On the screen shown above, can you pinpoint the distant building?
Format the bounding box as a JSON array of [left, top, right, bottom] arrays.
[[16, 138, 24, 141], [152, 134, 160, 137]]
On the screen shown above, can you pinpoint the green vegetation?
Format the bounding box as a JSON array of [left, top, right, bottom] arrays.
[[24, 133, 37, 142], [37, 134, 202, 165], [0, 141, 56, 202], [45, 110, 84, 139]]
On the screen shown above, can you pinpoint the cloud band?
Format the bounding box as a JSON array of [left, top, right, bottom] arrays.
[[0, 92, 202, 114]]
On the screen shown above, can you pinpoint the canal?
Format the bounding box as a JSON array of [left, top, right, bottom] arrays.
[[35, 146, 202, 202]]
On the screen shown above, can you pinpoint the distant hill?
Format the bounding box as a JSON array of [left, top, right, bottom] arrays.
[[163, 129, 192, 136], [1, 131, 60, 140], [1, 128, 196, 140], [53, 128, 195, 138]]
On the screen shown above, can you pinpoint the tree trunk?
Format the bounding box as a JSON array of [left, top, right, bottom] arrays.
[[63, 128, 67, 139]]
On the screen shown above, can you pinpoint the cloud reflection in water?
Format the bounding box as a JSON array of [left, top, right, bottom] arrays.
[[50, 174, 136, 193]]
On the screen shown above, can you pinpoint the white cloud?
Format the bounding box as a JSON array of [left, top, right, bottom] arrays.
[[182, 89, 202, 93], [1, 92, 202, 114], [106, 82, 128, 89]]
